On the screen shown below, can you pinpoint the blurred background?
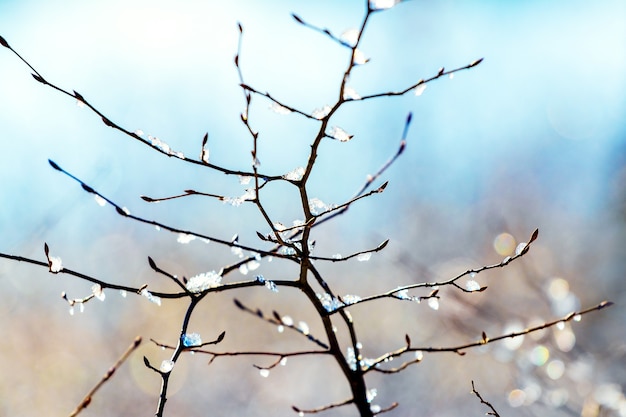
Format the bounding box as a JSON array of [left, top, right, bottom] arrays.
[[0, 0, 624, 416]]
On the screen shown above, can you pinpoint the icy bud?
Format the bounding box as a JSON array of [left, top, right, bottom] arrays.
[[186, 271, 222, 292]]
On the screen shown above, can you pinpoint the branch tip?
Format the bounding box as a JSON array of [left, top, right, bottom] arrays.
[[0, 35, 9, 48]]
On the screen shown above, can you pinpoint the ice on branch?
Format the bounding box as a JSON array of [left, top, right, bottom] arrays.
[[342, 294, 361, 305], [343, 85, 361, 100], [224, 188, 256, 207], [92, 284, 105, 301], [238, 175, 252, 185], [340, 29, 359, 47], [428, 298, 440, 310], [177, 233, 196, 244], [370, 0, 402, 10], [414, 83, 427, 96], [353, 49, 369, 65], [259, 369, 270, 378], [94, 195, 107, 207], [182, 333, 202, 347], [312, 105, 331, 120], [160, 360, 174, 373], [283, 166, 305, 181], [269, 102, 292, 115], [256, 275, 278, 293], [317, 293, 344, 312], [134, 129, 144, 137], [466, 280, 481, 292], [309, 198, 332, 215], [357, 253, 372, 262], [366, 388, 378, 403], [148, 135, 170, 153], [239, 260, 260, 275], [141, 289, 162, 306], [186, 271, 222, 292], [328, 126, 353, 142], [515, 242, 528, 256]]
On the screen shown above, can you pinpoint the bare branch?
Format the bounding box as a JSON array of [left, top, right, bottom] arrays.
[[471, 381, 501, 417], [69, 337, 142, 417]]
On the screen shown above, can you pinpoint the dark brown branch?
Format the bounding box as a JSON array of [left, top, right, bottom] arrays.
[[293, 398, 354, 415], [471, 381, 501, 417]]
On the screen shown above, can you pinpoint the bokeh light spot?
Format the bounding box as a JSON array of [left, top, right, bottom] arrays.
[[493, 233, 516, 256]]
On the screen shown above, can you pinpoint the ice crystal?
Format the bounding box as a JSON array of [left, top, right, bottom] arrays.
[[394, 289, 412, 300], [332, 253, 343, 260], [119, 290, 127, 298], [466, 280, 481, 292], [308, 198, 328, 215], [346, 347, 357, 371], [239, 264, 248, 275], [94, 195, 107, 207], [160, 360, 174, 373], [186, 271, 222, 292], [265, 280, 278, 293], [49, 256, 63, 273], [515, 242, 528, 256], [298, 321, 310, 335], [415, 351, 424, 361], [259, 369, 270, 378], [280, 357, 288, 366], [134, 129, 144, 137], [343, 85, 361, 100], [269, 102, 291, 115], [357, 253, 372, 262], [428, 298, 439, 311], [148, 135, 171, 154], [278, 246, 296, 256], [317, 293, 344, 312], [92, 284, 105, 301], [284, 166, 305, 181], [369, 0, 401, 10], [366, 388, 378, 403], [177, 233, 196, 244], [414, 83, 427, 96], [370, 404, 382, 413], [353, 49, 369, 65], [68, 306, 75, 316], [141, 289, 162, 306], [282, 316, 294, 326], [312, 105, 331, 120], [340, 28, 359, 47], [342, 294, 361, 305], [328, 126, 353, 142], [238, 175, 252, 185], [182, 333, 202, 347]]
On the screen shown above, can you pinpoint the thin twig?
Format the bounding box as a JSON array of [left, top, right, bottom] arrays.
[[68, 336, 142, 417]]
